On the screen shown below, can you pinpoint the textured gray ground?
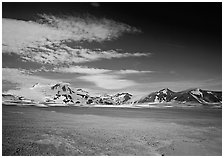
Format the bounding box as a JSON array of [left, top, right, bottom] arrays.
[[2, 105, 222, 156]]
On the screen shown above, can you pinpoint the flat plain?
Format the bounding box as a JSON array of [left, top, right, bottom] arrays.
[[2, 105, 222, 156]]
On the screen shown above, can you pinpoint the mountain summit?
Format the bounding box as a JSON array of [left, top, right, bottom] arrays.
[[136, 88, 175, 103]]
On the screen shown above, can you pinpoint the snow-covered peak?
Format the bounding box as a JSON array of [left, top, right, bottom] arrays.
[[190, 88, 203, 97], [158, 88, 173, 95], [161, 89, 168, 94]]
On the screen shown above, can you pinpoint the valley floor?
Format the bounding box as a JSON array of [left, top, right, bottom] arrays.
[[2, 105, 222, 156]]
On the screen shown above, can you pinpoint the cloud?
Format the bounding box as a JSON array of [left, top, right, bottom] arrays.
[[3, 18, 60, 53], [32, 66, 153, 90], [3, 16, 147, 65], [78, 74, 137, 90], [29, 66, 153, 90], [18, 44, 149, 65], [70, 67, 152, 90], [3, 15, 140, 51], [26, 45, 149, 65], [2, 68, 65, 101], [2, 68, 59, 88], [45, 65, 153, 75], [37, 14, 141, 42], [53, 66, 111, 74], [117, 69, 153, 74], [2, 68, 139, 96]]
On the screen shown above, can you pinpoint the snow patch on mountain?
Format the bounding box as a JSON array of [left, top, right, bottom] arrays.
[[161, 89, 168, 95], [190, 88, 203, 97], [189, 93, 203, 103]]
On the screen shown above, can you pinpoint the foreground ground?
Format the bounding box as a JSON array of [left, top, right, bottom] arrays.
[[2, 105, 222, 156]]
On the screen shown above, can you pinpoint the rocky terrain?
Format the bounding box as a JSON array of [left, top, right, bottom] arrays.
[[2, 105, 222, 156]]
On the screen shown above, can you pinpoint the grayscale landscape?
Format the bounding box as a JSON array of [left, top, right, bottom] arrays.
[[2, 2, 222, 156]]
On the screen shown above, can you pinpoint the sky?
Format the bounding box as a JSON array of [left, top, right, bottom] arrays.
[[2, 2, 222, 96]]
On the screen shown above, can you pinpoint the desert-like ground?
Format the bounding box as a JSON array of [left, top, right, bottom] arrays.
[[2, 105, 222, 156]]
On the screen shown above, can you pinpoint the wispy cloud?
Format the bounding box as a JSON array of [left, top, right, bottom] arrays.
[[2, 68, 59, 88], [2, 67, 139, 97], [3, 16, 147, 65], [78, 74, 137, 90], [37, 14, 141, 42], [51, 65, 153, 75], [53, 66, 111, 74], [21, 45, 149, 65], [29, 66, 153, 90], [58, 66, 152, 90], [3, 18, 61, 53], [31, 66, 150, 90], [117, 69, 153, 74]]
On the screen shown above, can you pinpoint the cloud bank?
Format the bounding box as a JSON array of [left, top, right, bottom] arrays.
[[52, 66, 153, 75], [117, 69, 153, 74], [26, 66, 152, 90], [51, 66, 153, 90], [2, 68, 59, 88], [78, 74, 137, 90], [37, 14, 140, 42], [20, 44, 149, 65], [3, 15, 146, 65], [53, 66, 111, 74]]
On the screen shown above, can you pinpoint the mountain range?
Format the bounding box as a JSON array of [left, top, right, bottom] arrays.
[[2, 83, 222, 107], [135, 88, 222, 105]]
